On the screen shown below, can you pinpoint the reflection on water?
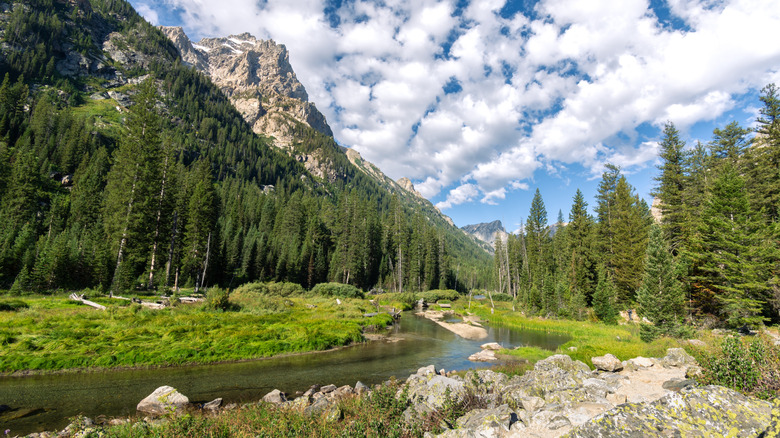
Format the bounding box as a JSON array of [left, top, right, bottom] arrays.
[[0, 313, 569, 435]]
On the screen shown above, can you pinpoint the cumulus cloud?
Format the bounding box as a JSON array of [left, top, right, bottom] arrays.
[[135, 0, 780, 211]]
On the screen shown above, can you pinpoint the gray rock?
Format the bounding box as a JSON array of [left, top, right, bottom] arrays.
[[661, 378, 696, 392], [520, 396, 545, 412], [407, 374, 466, 413], [480, 342, 503, 350], [685, 339, 707, 348], [454, 404, 519, 434], [262, 389, 287, 404], [549, 414, 572, 430], [303, 397, 331, 417], [355, 381, 369, 394], [137, 386, 190, 415], [417, 364, 437, 375], [627, 356, 654, 368], [320, 384, 337, 394], [563, 385, 772, 437], [203, 398, 222, 411], [659, 347, 697, 368], [303, 384, 320, 397], [591, 354, 623, 372]]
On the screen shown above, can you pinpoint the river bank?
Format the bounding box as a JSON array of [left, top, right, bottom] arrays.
[[21, 347, 777, 438]]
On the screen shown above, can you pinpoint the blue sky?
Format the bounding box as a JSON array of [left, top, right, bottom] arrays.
[[131, 0, 780, 230]]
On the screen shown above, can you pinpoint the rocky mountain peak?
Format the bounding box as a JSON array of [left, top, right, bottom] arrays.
[[461, 220, 508, 249], [160, 26, 332, 149], [396, 177, 423, 199]]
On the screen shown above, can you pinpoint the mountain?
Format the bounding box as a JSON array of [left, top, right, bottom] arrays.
[[461, 220, 508, 251], [0, 0, 489, 293], [159, 26, 430, 205]]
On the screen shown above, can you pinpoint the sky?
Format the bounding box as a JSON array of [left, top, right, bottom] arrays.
[[131, 0, 780, 232]]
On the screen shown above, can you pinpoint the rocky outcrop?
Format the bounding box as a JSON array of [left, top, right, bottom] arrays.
[[159, 26, 333, 149], [564, 385, 772, 437], [397, 177, 424, 199], [461, 220, 508, 250], [136, 386, 190, 416]]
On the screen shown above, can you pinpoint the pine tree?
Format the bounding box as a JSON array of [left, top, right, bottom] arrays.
[[595, 164, 620, 267], [637, 225, 685, 341], [745, 84, 780, 223], [611, 176, 650, 305], [568, 189, 596, 308], [654, 121, 687, 250], [103, 78, 163, 293], [593, 265, 618, 324], [686, 165, 767, 326]]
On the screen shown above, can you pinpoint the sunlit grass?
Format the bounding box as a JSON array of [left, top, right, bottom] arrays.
[[0, 291, 394, 373], [461, 301, 684, 367]]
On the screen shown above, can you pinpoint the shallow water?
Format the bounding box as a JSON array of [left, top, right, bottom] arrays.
[[0, 312, 569, 435]]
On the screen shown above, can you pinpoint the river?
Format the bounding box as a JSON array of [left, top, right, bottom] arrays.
[[0, 312, 570, 435]]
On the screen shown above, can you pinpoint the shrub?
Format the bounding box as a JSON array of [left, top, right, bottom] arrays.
[[693, 334, 780, 399], [310, 282, 364, 299], [204, 287, 231, 311], [490, 292, 513, 302], [0, 299, 30, 311], [266, 282, 305, 297], [418, 289, 460, 303]]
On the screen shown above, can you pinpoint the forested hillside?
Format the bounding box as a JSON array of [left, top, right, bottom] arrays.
[[492, 87, 780, 330], [0, 0, 490, 295]]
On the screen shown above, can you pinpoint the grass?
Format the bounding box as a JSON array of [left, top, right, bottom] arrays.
[[0, 289, 394, 373], [460, 301, 684, 367]]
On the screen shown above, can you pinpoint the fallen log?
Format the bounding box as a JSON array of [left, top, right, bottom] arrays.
[[69, 293, 106, 310], [178, 297, 204, 303]]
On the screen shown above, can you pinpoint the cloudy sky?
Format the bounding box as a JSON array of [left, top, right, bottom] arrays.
[[132, 0, 780, 230]]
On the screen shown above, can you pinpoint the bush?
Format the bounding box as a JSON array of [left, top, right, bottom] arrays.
[[266, 282, 305, 297], [204, 287, 231, 311], [0, 299, 29, 311], [694, 334, 780, 399], [418, 289, 460, 303], [490, 292, 513, 302], [310, 282, 364, 299]]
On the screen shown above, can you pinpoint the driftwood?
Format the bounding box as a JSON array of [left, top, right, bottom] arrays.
[[69, 293, 106, 310]]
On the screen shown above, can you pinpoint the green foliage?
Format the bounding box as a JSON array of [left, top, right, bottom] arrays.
[[637, 225, 685, 342], [0, 298, 29, 311], [490, 292, 513, 302], [592, 266, 618, 325], [204, 287, 231, 311], [417, 289, 459, 302], [693, 334, 780, 399], [310, 282, 364, 299]]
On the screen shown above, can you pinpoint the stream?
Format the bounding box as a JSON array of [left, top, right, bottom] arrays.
[[0, 312, 570, 435]]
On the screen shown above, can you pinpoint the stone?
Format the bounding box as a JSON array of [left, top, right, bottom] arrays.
[[627, 356, 654, 368], [685, 365, 703, 379], [203, 398, 222, 411], [685, 339, 707, 348], [468, 349, 497, 362], [520, 396, 546, 412], [454, 404, 519, 434], [407, 374, 466, 413], [417, 365, 437, 375], [549, 414, 572, 430], [333, 385, 354, 398], [563, 385, 772, 437], [661, 378, 696, 392], [591, 354, 623, 372], [303, 385, 320, 397], [136, 386, 190, 415], [287, 396, 311, 412], [319, 384, 337, 394], [582, 378, 612, 399], [303, 397, 331, 417], [355, 381, 369, 394], [480, 342, 503, 350], [262, 389, 287, 404], [659, 347, 697, 368]]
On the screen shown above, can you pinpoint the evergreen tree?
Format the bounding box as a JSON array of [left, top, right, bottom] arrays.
[[611, 176, 650, 305], [637, 225, 685, 341], [654, 121, 687, 250], [745, 84, 780, 223], [568, 189, 596, 309], [593, 265, 618, 324], [686, 165, 768, 326]]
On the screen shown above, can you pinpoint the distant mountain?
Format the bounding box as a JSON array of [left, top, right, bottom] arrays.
[[461, 220, 508, 251]]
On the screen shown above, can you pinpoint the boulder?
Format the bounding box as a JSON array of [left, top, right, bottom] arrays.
[[203, 398, 222, 411], [262, 389, 287, 404], [136, 386, 190, 415], [480, 342, 503, 350], [417, 364, 437, 376], [627, 356, 654, 368], [407, 374, 466, 413], [563, 385, 772, 437], [661, 378, 696, 392], [355, 381, 369, 394], [468, 349, 497, 362], [320, 384, 337, 394], [591, 354, 623, 372], [659, 347, 697, 368]]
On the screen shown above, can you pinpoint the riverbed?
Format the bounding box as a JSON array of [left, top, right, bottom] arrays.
[[0, 312, 570, 435]]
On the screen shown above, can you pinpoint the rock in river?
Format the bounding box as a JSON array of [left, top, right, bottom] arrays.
[[137, 386, 190, 415]]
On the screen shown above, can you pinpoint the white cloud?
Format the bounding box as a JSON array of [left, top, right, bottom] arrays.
[[135, 3, 159, 25], [141, 0, 780, 213]]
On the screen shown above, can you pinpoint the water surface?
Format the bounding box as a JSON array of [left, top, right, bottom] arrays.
[[0, 313, 569, 435]]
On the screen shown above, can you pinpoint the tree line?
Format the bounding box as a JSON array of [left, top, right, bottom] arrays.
[[492, 84, 780, 334]]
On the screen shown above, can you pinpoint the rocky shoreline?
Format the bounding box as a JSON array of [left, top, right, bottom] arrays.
[[20, 348, 780, 438]]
